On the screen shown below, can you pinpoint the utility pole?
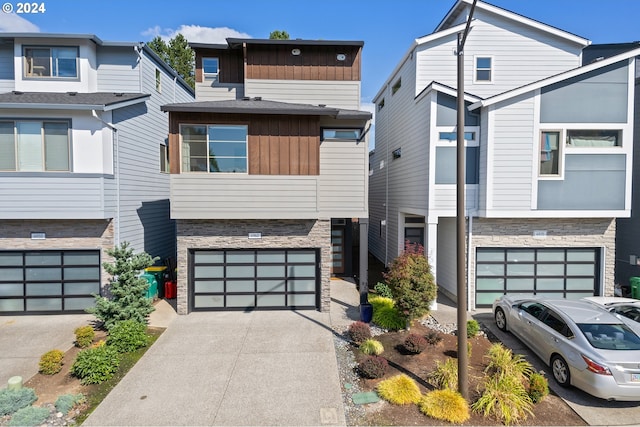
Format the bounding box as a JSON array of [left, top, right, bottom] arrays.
[[456, 0, 477, 400]]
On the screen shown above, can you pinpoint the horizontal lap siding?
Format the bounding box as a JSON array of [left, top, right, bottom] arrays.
[[318, 139, 366, 217], [97, 47, 140, 92], [245, 79, 361, 110]]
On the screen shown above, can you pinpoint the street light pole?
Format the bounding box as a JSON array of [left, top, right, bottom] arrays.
[[456, 0, 477, 400]]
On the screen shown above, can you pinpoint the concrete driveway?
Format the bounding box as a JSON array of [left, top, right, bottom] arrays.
[[0, 313, 93, 386]]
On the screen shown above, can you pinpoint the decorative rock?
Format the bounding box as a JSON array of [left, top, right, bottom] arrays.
[[7, 375, 22, 390]]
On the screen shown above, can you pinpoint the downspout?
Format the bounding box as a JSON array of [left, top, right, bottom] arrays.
[[92, 110, 120, 246], [384, 83, 390, 266]]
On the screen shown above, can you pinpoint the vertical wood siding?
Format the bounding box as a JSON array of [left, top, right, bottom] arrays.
[[195, 48, 243, 83]]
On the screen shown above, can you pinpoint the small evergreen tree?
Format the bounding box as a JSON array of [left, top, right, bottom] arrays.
[[269, 30, 290, 40], [88, 242, 157, 330], [383, 241, 436, 322]]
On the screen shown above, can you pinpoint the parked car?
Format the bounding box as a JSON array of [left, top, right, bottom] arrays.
[[493, 295, 640, 401], [582, 296, 640, 336]]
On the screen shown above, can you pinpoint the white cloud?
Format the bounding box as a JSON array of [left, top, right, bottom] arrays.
[[360, 101, 376, 126], [142, 24, 251, 44], [0, 13, 39, 32]]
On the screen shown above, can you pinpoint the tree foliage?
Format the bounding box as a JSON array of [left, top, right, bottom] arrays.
[[87, 242, 157, 330], [269, 30, 290, 40], [383, 241, 436, 321], [147, 34, 195, 89]]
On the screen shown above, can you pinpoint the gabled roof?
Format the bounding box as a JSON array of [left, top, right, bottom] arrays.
[[0, 91, 150, 111], [468, 46, 640, 110], [436, 0, 590, 47], [161, 98, 372, 120], [415, 81, 484, 104]]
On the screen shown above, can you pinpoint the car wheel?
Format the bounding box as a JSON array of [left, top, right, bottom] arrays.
[[551, 354, 571, 387], [494, 307, 507, 331]]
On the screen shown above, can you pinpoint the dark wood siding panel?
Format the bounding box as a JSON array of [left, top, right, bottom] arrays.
[[246, 45, 361, 81], [194, 48, 243, 83], [168, 114, 181, 174]]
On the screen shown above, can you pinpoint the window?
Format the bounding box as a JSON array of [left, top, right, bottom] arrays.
[[181, 124, 247, 173], [0, 120, 70, 172], [160, 144, 169, 173], [378, 98, 385, 111], [392, 78, 401, 95], [541, 310, 573, 338], [439, 131, 476, 141], [322, 128, 361, 141], [155, 69, 162, 93], [518, 301, 545, 319], [203, 57, 219, 80], [24, 47, 78, 78], [566, 130, 621, 147], [540, 131, 560, 176], [475, 57, 492, 82]]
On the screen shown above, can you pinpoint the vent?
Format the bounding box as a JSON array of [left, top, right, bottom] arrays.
[[67, 92, 77, 96], [253, 96, 262, 101]]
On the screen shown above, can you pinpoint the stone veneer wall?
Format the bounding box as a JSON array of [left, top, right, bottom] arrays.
[[176, 219, 332, 315], [0, 219, 115, 294], [469, 218, 616, 309]]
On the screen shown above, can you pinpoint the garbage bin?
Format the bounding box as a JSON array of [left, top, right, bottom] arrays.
[[145, 266, 168, 298], [360, 303, 373, 323], [139, 273, 158, 300], [630, 277, 640, 299]]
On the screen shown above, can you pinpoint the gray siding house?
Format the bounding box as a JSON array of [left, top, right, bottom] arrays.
[[0, 33, 194, 314], [161, 38, 371, 314], [369, 0, 639, 309]]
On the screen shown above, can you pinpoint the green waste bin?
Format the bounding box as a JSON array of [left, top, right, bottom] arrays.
[[630, 277, 640, 299], [145, 266, 168, 298], [140, 273, 158, 300]]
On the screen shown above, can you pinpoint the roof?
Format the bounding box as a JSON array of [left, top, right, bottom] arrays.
[[161, 98, 372, 120], [0, 91, 150, 111], [583, 42, 640, 65], [190, 38, 364, 51]]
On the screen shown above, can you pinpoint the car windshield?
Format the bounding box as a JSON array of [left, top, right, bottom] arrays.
[[577, 323, 640, 350]]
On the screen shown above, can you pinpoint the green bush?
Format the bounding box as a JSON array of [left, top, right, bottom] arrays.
[[360, 339, 384, 356], [357, 355, 388, 379], [374, 282, 393, 298], [428, 358, 458, 391], [527, 372, 549, 404], [369, 296, 406, 330], [376, 374, 422, 405], [472, 374, 534, 425], [424, 331, 443, 346], [38, 349, 64, 375], [74, 325, 95, 348], [107, 319, 149, 353], [7, 405, 49, 426], [485, 343, 533, 381], [55, 393, 85, 415], [71, 345, 120, 385], [383, 242, 436, 321], [467, 319, 480, 338], [419, 389, 470, 424], [0, 388, 37, 416], [403, 333, 428, 354], [348, 321, 371, 344]]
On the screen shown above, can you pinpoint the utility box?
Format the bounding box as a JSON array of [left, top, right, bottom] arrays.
[[630, 277, 640, 299]]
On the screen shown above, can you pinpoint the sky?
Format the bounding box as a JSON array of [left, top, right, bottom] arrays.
[[1, 0, 639, 119]]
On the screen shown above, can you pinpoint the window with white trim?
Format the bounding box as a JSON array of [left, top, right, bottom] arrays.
[[155, 69, 162, 93], [0, 120, 70, 172], [203, 57, 219, 80], [181, 124, 248, 173], [566, 129, 621, 147], [24, 46, 78, 78], [475, 57, 492, 82], [321, 128, 361, 141], [539, 130, 560, 176], [160, 144, 169, 173]]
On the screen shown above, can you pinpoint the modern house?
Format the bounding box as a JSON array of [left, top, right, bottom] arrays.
[[369, 0, 640, 309], [161, 38, 372, 314], [0, 33, 194, 314]]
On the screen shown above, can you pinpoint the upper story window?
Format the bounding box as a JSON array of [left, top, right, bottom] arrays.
[[181, 124, 247, 173], [160, 144, 169, 173], [0, 120, 70, 172], [475, 57, 492, 83], [377, 98, 385, 111], [392, 78, 401, 95], [439, 131, 476, 141], [566, 129, 621, 147], [155, 69, 162, 93], [202, 57, 219, 81], [322, 128, 361, 141], [540, 130, 560, 176], [24, 47, 78, 78]]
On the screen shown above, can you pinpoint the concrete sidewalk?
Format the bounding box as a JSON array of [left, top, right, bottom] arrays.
[[83, 278, 361, 426]]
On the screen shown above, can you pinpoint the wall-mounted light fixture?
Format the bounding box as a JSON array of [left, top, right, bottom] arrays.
[[336, 53, 346, 61], [31, 232, 46, 240], [291, 48, 301, 56]]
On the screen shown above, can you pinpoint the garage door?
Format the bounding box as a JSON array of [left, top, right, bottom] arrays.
[[0, 250, 100, 314], [190, 249, 319, 310], [476, 248, 600, 307]]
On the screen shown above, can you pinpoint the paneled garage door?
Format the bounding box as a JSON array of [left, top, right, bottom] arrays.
[[475, 247, 600, 307], [190, 249, 319, 310], [0, 250, 100, 314]]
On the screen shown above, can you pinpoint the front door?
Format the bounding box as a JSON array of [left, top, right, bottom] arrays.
[[331, 225, 345, 275]]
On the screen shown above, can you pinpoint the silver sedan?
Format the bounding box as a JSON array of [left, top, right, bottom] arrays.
[[582, 296, 640, 336], [493, 295, 640, 401]]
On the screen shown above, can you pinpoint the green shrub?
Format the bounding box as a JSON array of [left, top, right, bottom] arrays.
[[0, 388, 37, 416], [360, 339, 384, 356], [376, 374, 422, 405], [403, 333, 428, 354], [74, 325, 95, 348], [358, 355, 388, 379], [55, 393, 85, 415], [369, 296, 406, 330], [527, 372, 549, 404], [374, 282, 393, 298], [424, 331, 443, 346], [419, 389, 470, 424], [7, 405, 49, 426], [107, 319, 149, 353], [467, 319, 480, 338], [348, 321, 371, 344], [428, 358, 458, 391], [383, 242, 436, 321], [472, 374, 534, 425], [71, 345, 120, 385], [485, 343, 533, 381], [38, 349, 64, 375]]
